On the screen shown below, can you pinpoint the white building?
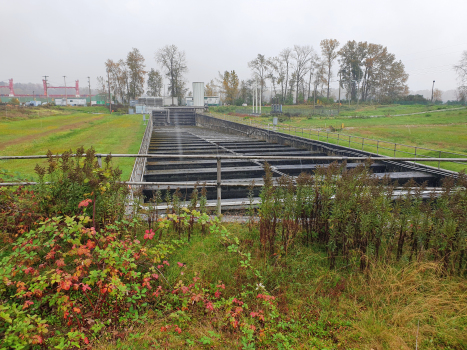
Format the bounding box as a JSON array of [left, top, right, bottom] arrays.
[[55, 98, 87, 106]]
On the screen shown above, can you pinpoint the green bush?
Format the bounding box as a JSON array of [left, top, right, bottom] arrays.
[[33, 147, 128, 228]]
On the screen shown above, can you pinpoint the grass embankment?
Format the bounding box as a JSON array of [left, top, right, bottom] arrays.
[[209, 105, 467, 172], [0, 106, 145, 180]]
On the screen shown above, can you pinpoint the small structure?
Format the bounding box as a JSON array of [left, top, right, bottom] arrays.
[[271, 104, 282, 114], [138, 97, 178, 107], [55, 98, 86, 106], [186, 96, 220, 107], [27, 101, 42, 107]]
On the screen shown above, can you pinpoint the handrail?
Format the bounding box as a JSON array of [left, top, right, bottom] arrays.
[[1, 154, 466, 161], [213, 114, 467, 170]]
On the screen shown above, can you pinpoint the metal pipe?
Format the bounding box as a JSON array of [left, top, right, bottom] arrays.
[[1, 154, 466, 161], [217, 157, 221, 215]]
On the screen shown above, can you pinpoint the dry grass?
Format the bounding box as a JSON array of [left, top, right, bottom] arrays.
[[343, 262, 467, 349]]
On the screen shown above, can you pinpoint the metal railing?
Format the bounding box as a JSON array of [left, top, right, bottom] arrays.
[[130, 119, 153, 183], [214, 114, 467, 171], [2, 153, 467, 215]]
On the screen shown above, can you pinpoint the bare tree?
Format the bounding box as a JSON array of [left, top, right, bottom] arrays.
[[248, 54, 269, 101], [454, 51, 467, 103], [269, 56, 287, 102], [279, 48, 293, 101], [320, 39, 340, 99], [105, 59, 117, 101], [96, 76, 107, 98], [156, 45, 188, 105], [292, 45, 314, 104], [433, 88, 443, 102]]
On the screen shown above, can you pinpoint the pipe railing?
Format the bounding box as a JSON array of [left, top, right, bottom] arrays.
[[1, 153, 465, 215]]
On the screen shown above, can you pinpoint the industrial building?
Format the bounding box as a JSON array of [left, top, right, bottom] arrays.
[[137, 97, 179, 107]]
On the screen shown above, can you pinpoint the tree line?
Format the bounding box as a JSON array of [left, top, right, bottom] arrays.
[[100, 40, 410, 106], [215, 39, 410, 106], [100, 45, 188, 105]]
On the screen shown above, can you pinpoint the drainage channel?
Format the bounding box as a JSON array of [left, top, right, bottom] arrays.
[[142, 126, 438, 211]]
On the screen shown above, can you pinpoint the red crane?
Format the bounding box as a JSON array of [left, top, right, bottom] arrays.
[[0, 79, 15, 96], [43, 79, 80, 97]]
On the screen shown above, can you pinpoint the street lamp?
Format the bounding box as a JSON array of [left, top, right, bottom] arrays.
[[431, 80, 435, 103]]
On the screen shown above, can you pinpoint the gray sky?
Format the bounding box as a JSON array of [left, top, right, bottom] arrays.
[[1, 0, 466, 93]]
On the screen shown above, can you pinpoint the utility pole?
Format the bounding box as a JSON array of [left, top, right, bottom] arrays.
[[338, 71, 341, 115], [348, 63, 351, 107], [43, 76, 49, 104], [313, 82, 317, 111], [431, 80, 435, 103], [63, 76, 67, 106], [107, 70, 112, 113], [259, 80, 262, 115], [87, 77, 91, 106]]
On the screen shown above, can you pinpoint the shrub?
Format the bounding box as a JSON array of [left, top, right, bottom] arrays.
[[33, 147, 128, 228], [257, 162, 467, 274], [0, 215, 178, 348]]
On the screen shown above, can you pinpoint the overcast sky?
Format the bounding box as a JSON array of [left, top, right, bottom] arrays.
[[1, 0, 466, 94]]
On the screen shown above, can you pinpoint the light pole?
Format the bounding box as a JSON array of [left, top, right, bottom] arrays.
[[63, 76, 67, 106], [431, 80, 436, 103]]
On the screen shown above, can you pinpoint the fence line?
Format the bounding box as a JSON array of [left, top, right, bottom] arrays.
[[1, 154, 466, 161], [214, 114, 467, 171]]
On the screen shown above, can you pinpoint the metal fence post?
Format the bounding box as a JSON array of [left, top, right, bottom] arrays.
[[349, 136, 351, 147], [302, 128, 303, 137], [217, 157, 221, 216], [377, 140, 379, 155], [327, 132, 329, 142], [414, 147, 417, 164], [337, 133, 340, 145], [318, 130, 320, 141], [438, 151, 441, 169], [362, 138, 364, 151], [97, 154, 102, 168], [394, 143, 397, 157]]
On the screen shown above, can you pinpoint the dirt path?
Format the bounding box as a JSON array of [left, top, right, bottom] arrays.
[[0, 116, 104, 151]]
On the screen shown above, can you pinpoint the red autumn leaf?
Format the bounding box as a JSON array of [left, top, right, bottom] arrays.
[[86, 240, 96, 249], [55, 259, 65, 267]]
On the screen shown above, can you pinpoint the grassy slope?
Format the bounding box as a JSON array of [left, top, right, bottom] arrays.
[[96, 223, 467, 350], [0, 107, 146, 180]]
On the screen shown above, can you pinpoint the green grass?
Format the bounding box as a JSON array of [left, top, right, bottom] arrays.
[[0, 108, 146, 180], [212, 103, 460, 118], [210, 105, 467, 173]]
